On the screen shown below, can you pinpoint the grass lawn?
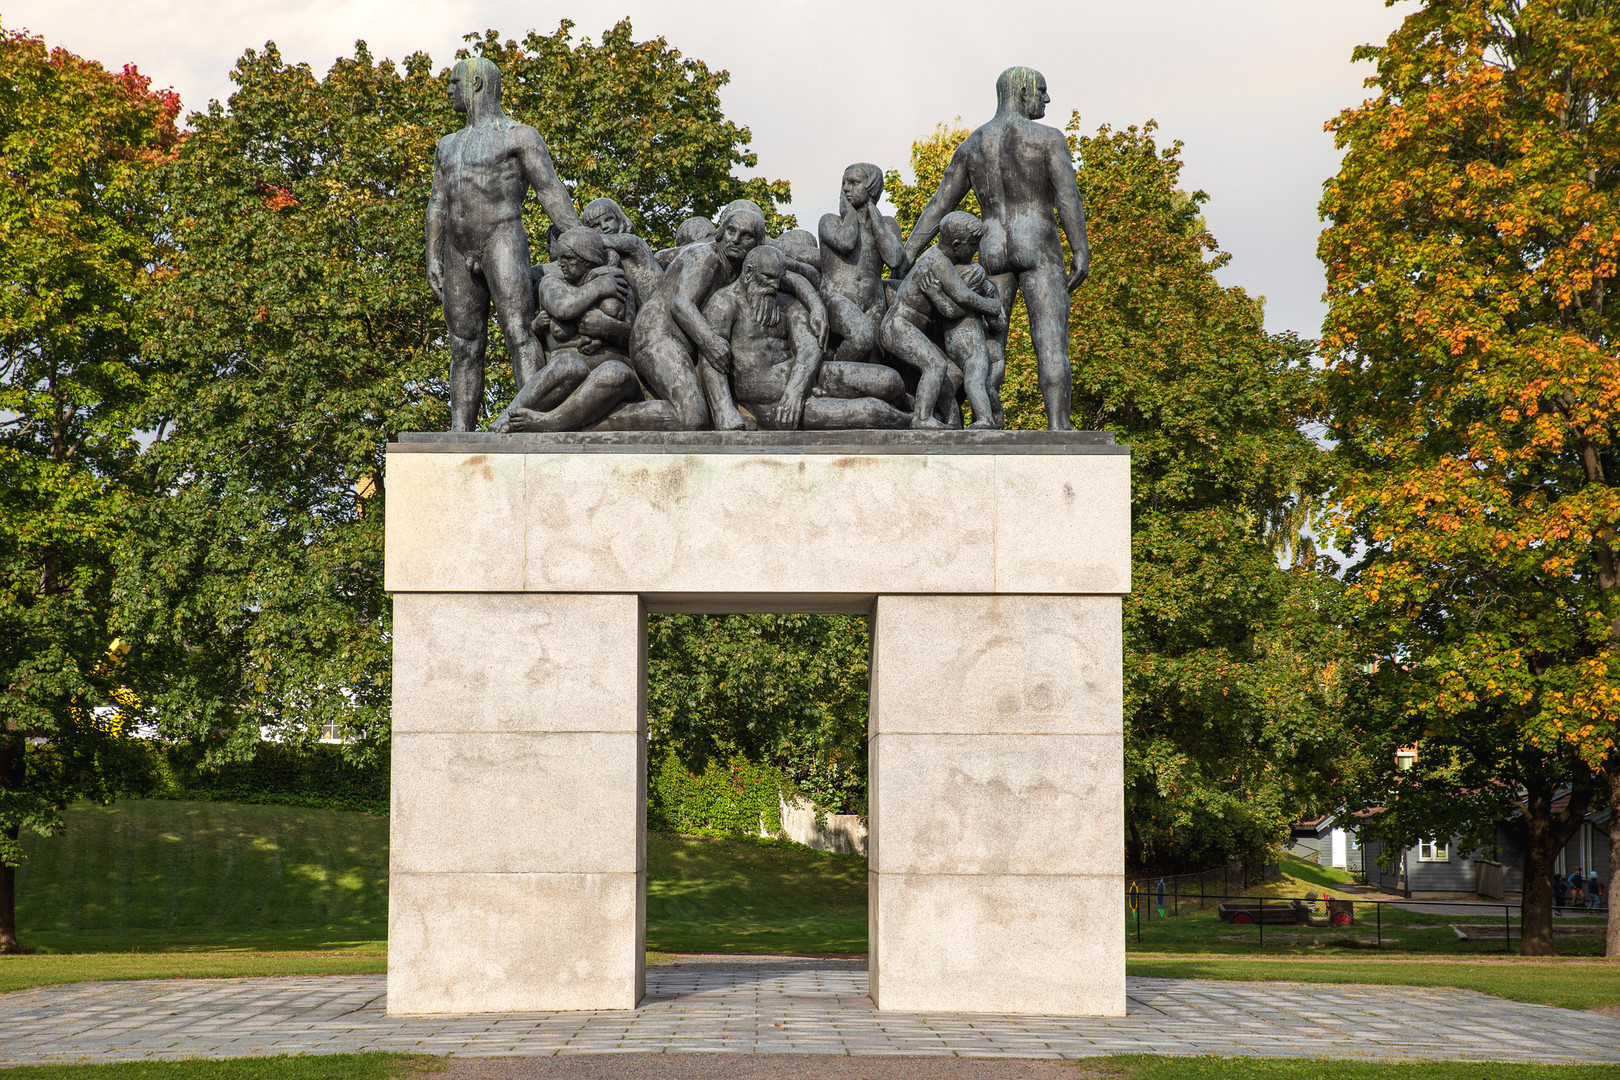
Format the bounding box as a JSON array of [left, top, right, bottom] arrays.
[[1127, 955, 1620, 1011], [9, 800, 1618, 1018], [15, 800, 390, 954], [644, 831, 867, 954], [1, 801, 862, 991], [1128, 854, 1611, 957], [1082, 1060, 1620, 1079]]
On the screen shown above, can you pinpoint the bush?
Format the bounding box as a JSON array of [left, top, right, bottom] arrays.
[[648, 751, 787, 835], [146, 741, 388, 815]]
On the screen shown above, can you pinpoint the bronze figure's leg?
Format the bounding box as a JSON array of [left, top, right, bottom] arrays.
[[878, 317, 951, 429], [943, 317, 997, 428], [630, 337, 711, 430], [482, 229, 545, 389], [826, 293, 877, 366], [816, 360, 909, 409], [1020, 262, 1073, 430], [443, 249, 492, 432]]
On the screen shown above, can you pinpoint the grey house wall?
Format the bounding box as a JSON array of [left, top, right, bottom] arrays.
[[1287, 826, 1363, 873], [1361, 837, 1483, 893], [1361, 822, 1617, 896], [1285, 836, 1323, 863]]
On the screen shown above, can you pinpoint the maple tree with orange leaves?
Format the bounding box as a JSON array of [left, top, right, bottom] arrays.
[[1321, 0, 1620, 954]]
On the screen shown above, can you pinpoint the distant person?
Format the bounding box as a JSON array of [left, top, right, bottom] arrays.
[[1569, 866, 1586, 907], [1553, 872, 1568, 912], [1589, 871, 1603, 910]]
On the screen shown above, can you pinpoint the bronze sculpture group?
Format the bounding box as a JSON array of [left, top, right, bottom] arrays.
[[428, 59, 1090, 433]]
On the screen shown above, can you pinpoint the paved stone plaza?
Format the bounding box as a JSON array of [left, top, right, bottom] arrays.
[[2, 959, 1618, 1066]]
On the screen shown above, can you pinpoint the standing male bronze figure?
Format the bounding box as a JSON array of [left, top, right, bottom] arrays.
[[427, 57, 582, 431], [903, 67, 1090, 430]]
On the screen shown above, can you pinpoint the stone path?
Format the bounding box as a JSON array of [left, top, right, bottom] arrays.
[[2, 959, 1618, 1065]]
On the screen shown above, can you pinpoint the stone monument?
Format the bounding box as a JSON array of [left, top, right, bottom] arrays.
[[394, 61, 1125, 1018]]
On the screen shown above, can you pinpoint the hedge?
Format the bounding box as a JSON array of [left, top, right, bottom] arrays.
[[147, 741, 389, 815], [648, 751, 788, 836]]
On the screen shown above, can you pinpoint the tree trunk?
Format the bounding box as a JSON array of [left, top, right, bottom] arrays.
[[1520, 809, 1557, 956], [0, 827, 16, 954], [0, 734, 20, 953], [1519, 776, 1592, 956], [1607, 761, 1620, 958]]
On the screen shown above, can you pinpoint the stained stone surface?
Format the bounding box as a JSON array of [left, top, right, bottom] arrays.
[[384, 433, 1130, 599]]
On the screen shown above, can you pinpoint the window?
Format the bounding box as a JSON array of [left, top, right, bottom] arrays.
[[320, 720, 344, 743], [1395, 751, 1416, 772], [1417, 839, 1449, 862]]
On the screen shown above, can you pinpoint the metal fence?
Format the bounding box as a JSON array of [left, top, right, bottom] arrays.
[[1125, 856, 1279, 910], [1121, 888, 1613, 952]]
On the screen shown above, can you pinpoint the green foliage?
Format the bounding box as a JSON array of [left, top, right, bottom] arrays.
[[114, 40, 441, 767], [0, 26, 181, 945], [1318, 0, 1620, 954], [648, 614, 869, 815], [115, 25, 792, 766], [891, 120, 1350, 870], [648, 751, 786, 835], [153, 741, 388, 815]]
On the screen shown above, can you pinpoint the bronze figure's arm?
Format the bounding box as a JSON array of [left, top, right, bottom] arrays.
[[904, 145, 972, 265], [819, 203, 860, 256], [672, 255, 731, 371], [1047, 130, 1090, 288], [780, 271, 828, 351], [517, 129, 582, 232], [871, 209, 905, 272], [425, 139, 450, 300]]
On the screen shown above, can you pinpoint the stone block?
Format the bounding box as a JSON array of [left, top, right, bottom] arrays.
[[520, 452, 997, 595], [868, 872, 1125, 1015], [871, 595, 1122, 735], [392, 593, 642, 733], [391, 732, 641, 875], [383, 439, 1131, 597], [388, 871, 642, 1013], [868, 733, 1122, 877], [384, 452, 526, 592], [993, 454, 1131, 594]]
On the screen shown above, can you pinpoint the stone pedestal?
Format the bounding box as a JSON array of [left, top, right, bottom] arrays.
[[388, 593, 645, 1013], [385, 430, 1129, 1016], [868, 595, 1125, 1014]]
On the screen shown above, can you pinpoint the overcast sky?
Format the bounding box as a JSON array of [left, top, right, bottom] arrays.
[[7, 0, 1413, 339]]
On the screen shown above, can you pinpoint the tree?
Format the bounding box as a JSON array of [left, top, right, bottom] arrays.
[[115, 25, 793, 768], [1320, 0, 1620, 955], [0, 26, 179, 951], [888, 121, 1351, 870]]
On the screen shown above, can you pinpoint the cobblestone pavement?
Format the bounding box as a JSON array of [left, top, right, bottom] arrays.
[[3, 959, 1618, 1065]]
